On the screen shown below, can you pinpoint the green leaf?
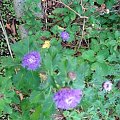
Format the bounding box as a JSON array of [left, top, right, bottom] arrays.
[[116, 104, 120, 116], [0, 77, 14, 114], [97, 0, 104, 4], [70, 12, 76, 21], [48, 15, 55, 18], [81, 88, 96, 110], [90, 39, 100, 52], [12, 69, 40, 91], [30, 105, 42, 120], [41, 31, 51, 38], [42, 94, 55, 114], [43, 52, 53, 72], [106, 0, 116, 9], [89, 0, 94, 5], [11, 40, 29, 57], [29, 90, 45, 103], [91, 62, 114, 85], [75, 6, 82, 14], [97, 49, 109, 59], [1, 57, 18, 68], [72, 78, 85, 89], [52, 8, 68, 14], [64, 16, 70, 23], [30, 94, 55, 120], [96, 54, 105, 63], [82, 50, 96, 62], [115, 31, 120, 40], [50, 25, 61, 35]]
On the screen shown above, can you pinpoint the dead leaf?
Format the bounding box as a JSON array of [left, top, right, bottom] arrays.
[[11, 19, 17, 36], [101, 4, 106, 10], [15, 90, 24, 101], [6, 23, 11, 31], [19, 93, 24, 101], [39, 72, 47, 81]]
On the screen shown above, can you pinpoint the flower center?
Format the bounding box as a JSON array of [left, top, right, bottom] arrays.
[[28, 56, 36, 64], [64, 33, 68, 38], [106, 84, 109, 88], [65, 97, 74, 105]]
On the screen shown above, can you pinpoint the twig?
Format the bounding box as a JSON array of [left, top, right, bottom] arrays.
[[77, 0, 87, 50], [0, 16, 13, 58], [55, 0, 88, 19], [45, 0, 48, 30], [77, 18, 86, 50]]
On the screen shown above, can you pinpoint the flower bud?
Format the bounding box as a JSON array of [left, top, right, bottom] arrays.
[[103, 81, 112, 92], [116, 80, 120, 89], [67, 72, 77, 81]]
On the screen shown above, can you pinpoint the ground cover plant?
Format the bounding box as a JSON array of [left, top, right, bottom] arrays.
[[0, 0, 120, 120]]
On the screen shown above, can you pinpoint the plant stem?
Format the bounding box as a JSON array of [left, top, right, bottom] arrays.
[[0, 16, 13, 58], [77, 0, 87, 50], [77, 18, 86, 50]]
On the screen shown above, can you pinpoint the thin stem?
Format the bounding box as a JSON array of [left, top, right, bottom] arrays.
[[55, 0, 88, 19], [45, 0, 48, 30], [77, 0, 87, 50], [77, 18, 86, 50], [0, 17, 13, 58]]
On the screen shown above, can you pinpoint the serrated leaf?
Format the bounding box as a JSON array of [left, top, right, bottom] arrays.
[[29, 90, 45, 103], [82, 50, 95, 62], [11, 40, 29, 57], [1, 57, 18, 68], [12, 70, 40, 91]]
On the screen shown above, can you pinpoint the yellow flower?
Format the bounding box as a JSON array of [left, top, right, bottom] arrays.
[[42, 41, 50, 48]]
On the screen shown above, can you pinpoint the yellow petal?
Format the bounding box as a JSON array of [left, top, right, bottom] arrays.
[[57, 26, 65, 30], [42, 41, 50, 48]]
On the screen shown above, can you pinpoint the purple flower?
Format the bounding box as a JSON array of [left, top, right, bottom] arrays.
[[60, 31, 70, 41], [21, 51, 41, 70], [103, 81, 112, 92], [53, 88, 83, 110]]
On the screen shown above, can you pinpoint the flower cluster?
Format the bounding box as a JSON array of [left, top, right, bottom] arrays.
[[60, 31, 70, 42], [53, 88, 83, 110], [21, 51, 41, 70]]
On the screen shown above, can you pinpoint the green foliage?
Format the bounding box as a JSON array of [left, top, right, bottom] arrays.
[[0, 76, 15, 115], [0, 0, 120, 119]]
